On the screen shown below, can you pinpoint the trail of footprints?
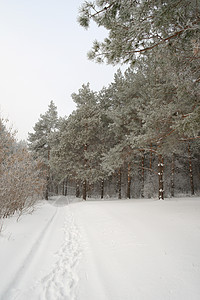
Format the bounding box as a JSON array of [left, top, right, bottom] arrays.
[[4, 198, 82, 300], [41, 211, 82, 300]]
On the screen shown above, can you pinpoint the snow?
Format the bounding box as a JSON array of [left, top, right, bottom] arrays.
[[0, 196, 200, 300], [0, 197, 81, 300]]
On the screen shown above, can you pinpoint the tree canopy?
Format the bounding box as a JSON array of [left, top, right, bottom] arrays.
[[27, 1, 200, 200], [78, 0, 200, 64]]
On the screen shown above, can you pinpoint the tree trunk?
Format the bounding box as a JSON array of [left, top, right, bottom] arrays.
[[45, 148, 50, 200], [45, 146, 50, 200], [55, 185, 59, 195], [83, 143, 88, 200], [101, 179, 104, 199], [149, 143, 153, 169], [188, 143, 194, 195], [158, 154, 164, 200], [141, 150, 145, 198], [118, 168, 122, 199], [127, 163, 131, 199], [171, 153, 175, 197], [64, 179, 67, 196], [83, 179, 87, 200], [62, 181, 65, 195], [88, 183, 92, 198], [76, 180, 80, 197], [45, 176, 49, 200]]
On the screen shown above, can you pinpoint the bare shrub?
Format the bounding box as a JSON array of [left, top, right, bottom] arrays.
[[0, 117, 46, 227], [0, 149, 46, 218]]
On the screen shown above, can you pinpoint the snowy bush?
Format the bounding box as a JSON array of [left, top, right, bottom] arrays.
[[0, 150, 46, 218], [0, 118, 46, 222]]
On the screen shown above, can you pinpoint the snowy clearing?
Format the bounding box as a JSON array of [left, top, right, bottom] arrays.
[[0, 196, 200, 300]]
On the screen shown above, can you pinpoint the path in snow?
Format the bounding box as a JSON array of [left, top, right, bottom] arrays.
[[1, 196, 200, 300], [1, 196, 81, 300], [40, 205, 81, 300]]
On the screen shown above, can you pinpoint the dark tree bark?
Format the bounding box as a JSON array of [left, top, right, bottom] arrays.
[[149, 143, 153, 169], [101, 179, 104, 199], [188, 143, 194, 195], [45, 148, 50, 200], [64, 179, 67, 196], [158, 154, 164, 200], [76, 180, 80, 198], [83, 143, 88, 200], [45, 175, 49, 200], [83, 179, 87, 200], [62, 181, 65, 195], [141, 150, 145, 198], [88, 183, 92, 198], [171, 153, 175, 197], [127, 163, 131, 199], [118, 168, 122, 199]]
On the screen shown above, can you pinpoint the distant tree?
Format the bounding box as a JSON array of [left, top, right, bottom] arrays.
[[100, 69, 142, 198], [0, 117, 15, 162], [51, 84, 108, 200], [28, 101, 60, 199]]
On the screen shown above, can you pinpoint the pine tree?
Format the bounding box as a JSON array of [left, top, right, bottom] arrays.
[[78, 0, 199, 64], [28, 101, 59, 199], [51, 85, 108, 200], [78, 0, 200, 140], [100, 68, 145, 198]]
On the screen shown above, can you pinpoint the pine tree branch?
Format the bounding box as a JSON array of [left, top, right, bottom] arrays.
[[138, 148, 158, 155], [125, 26, 197, 54], [144, 129, 176, 145], [91, 3, 114, 17], [180, 136, 200, 141], [134, 164, 158, 175]]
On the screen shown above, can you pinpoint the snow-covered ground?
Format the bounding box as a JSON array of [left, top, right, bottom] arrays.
[[0, 196, 200, 300]]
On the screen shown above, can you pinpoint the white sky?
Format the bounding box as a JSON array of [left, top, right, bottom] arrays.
[[0, 0, 123, 141]]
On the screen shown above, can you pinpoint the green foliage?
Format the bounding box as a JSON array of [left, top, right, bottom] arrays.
[[30, 1, 200, 198], [78, 0, 200, 64], [51, 85, 111, 187], [28, 100, 59, 163]]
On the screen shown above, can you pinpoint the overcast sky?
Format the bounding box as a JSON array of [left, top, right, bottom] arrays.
[[0, 0, 124, 141]]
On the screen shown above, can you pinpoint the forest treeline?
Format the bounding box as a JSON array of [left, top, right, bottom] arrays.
[[28, 0, 200, 200], [1, 0, 199, 210]]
